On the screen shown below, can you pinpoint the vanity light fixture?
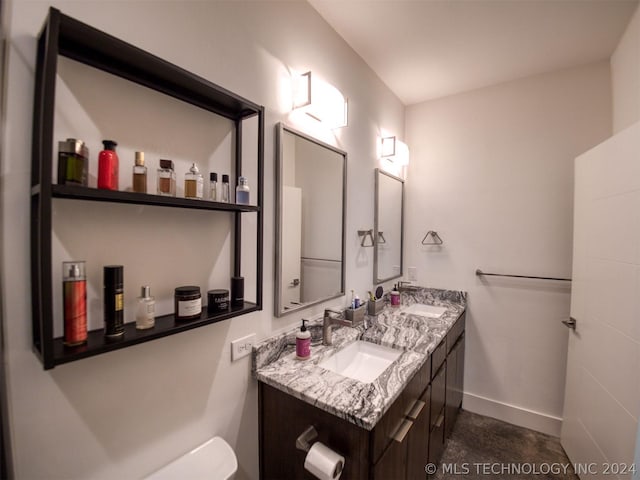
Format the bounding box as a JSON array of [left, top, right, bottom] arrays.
[[292, 71, 348, 128], [380, 136, 396, 158], [379, 136, 410, 166]]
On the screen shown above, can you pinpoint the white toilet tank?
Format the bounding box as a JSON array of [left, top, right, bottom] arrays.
[[145, 436, 238, 480]]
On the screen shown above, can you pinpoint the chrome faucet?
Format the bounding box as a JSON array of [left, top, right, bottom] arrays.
[[322, 308, 352, 346]]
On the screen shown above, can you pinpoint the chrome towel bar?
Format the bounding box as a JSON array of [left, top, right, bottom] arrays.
[[475, 268, 571, 282]]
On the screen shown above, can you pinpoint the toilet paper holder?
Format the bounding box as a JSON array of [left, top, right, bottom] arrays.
[[296, 425, 319, 452]]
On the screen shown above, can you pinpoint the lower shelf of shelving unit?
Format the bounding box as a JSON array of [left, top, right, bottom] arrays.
[[48, 302, 259, 368]]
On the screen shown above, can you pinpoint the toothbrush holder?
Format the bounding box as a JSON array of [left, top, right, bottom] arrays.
[[367, 298, 385, 316], [345, 305, 365, 324]]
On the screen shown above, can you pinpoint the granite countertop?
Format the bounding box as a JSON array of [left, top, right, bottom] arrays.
[[252, 287, 467, 431]]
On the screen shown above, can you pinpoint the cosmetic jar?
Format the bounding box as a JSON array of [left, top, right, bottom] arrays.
[[207, 289, 229, 314], [174, 286, 202, 321]]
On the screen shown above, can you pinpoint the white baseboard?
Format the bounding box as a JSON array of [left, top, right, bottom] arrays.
[[463, 392, 562, 437]]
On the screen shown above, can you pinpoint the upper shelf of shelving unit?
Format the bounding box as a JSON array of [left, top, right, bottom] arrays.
[[50, 7, 261, 121], [46, 185, 260, 212]]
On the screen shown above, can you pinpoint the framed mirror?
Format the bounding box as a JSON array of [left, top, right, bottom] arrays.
[[374, 168, 404, 284], [275, 123, 346, 316]]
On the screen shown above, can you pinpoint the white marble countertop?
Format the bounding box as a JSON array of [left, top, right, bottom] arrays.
[[252, 287, 467, 430]]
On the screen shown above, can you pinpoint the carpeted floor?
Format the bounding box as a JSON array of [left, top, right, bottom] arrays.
[[431, 410, 578, 479]]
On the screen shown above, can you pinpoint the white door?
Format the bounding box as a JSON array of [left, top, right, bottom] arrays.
[[561, 123, 640, 479], [281, 186, 302, 309]]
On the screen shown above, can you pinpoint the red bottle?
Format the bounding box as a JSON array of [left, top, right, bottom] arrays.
[[97, 140, 119, 190]]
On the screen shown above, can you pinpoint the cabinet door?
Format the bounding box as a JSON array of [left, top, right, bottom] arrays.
[[407, 386, 431, 480], [455, 334, 465, 409], [428, 364, 446, 469], [372, 434, 411, 480], [445, 339, 459, 438]]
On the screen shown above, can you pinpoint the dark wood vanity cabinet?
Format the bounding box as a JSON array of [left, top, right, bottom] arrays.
[[258, 311, 465, 480]]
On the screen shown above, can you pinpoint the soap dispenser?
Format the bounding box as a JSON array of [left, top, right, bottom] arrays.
[[296, 319, 311, 360]]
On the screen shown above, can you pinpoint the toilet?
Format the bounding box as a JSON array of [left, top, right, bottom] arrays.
[[145, 436, 238, 480]]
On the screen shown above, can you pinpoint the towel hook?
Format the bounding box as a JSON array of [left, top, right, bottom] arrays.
[[377, 231, 386, 244], [421, 230, 443, 245]]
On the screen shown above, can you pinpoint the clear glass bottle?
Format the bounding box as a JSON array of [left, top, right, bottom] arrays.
[[220, 174, 230, 203], [135, 285, 155, 330], [157, 159, 176, 196], [236, 176, 250, 205], [209, 172, 218, 201], [185, 163, 204, 199], [132, 151, 147, 193]]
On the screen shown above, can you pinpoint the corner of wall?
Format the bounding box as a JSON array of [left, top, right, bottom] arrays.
[[611, 3, 640, 133]]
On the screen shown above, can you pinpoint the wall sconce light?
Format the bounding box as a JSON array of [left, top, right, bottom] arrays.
[[379, 135, 409, 166], [292, 71, 348, 129], [380, 136, 396, 158]]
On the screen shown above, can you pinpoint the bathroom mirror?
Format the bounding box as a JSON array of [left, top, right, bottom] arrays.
[[275, 123, 346, 316], [374, 168, 404, 284]]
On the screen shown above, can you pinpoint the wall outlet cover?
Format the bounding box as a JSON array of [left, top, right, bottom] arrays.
[[408, 266, 417, 281], [231, 333, 256, 361]]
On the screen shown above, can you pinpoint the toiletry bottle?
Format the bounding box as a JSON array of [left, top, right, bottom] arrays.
[[157, 159, 176, 196], [220, 174, 230, 203], [184, 163, 203, 199], [390, 284, 400, 307], [63, 261, 87, 346], [209, 172, 218, 201], [58, 138, 88, 186], [135, 285, 155, 330], [236, 176, 250, 204], [97, 140, 119, 190], [354, 294, 361, 309], [132, 151, 147, 193], [296, 319, 311, 360], [104, 265, 124, 338]]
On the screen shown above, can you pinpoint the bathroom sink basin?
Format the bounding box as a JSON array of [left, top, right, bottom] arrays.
[[403, 303, 447, 318], [319, 341, 402, 383]]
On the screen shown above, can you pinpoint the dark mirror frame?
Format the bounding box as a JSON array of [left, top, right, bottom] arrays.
[[374, 168, 404, 284], [274, 123, 347, 317]]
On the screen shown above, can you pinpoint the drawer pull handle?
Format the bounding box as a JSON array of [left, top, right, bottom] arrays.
[[392, 419, 413, 443], [406, 399, 426, 421], [434, 412, 445, 429]]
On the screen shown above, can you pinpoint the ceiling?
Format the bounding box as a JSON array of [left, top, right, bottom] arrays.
[[308, 0, 639, 105]]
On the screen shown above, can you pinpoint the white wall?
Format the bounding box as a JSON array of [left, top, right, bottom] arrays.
[[611, 4, 640, 133], [405, 62, 612, 436], [1, 1, 404, 478]]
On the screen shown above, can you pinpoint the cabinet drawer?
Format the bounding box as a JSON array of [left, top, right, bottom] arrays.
[[446, 311, 466, 354], [430, 360, 446, 430], [372, 357, 430, 464], [431, 339, 446, 381]]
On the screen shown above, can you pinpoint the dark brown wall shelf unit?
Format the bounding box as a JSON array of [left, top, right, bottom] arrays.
[[30, 7, 264, 370]]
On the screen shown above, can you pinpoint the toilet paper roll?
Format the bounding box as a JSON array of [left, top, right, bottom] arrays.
[[304, 442, 345, 480]]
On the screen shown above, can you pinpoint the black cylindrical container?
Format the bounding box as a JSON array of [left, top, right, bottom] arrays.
[[175, 286, 202, 321], [207, 289, 229, 314], [231, 276, 244, 308], [104, 265, 124, 338]]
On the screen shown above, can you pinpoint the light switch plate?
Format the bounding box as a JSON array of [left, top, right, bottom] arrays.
[[231, 333, 256, 361], [408, 267, 417, 281]]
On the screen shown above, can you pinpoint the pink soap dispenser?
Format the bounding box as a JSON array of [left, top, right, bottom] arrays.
[[296, 319, 311, 360]]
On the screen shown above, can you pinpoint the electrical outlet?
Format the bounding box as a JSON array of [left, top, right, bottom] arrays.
[[408, 266, 417, 281], [231, 333, 256, 361]]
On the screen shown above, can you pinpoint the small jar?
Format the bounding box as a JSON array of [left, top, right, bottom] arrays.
[[157, 159, 176, 196], [174, 286, 202, 321]]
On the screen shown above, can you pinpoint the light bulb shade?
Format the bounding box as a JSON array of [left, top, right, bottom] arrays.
[[292, 71, 348, 128]]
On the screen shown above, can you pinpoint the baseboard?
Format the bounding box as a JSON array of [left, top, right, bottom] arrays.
[[463, 392, 562, 437]]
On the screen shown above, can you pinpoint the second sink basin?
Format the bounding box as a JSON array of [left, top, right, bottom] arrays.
[[319, 341, 401, 383], [403, 303, 447, 318]]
